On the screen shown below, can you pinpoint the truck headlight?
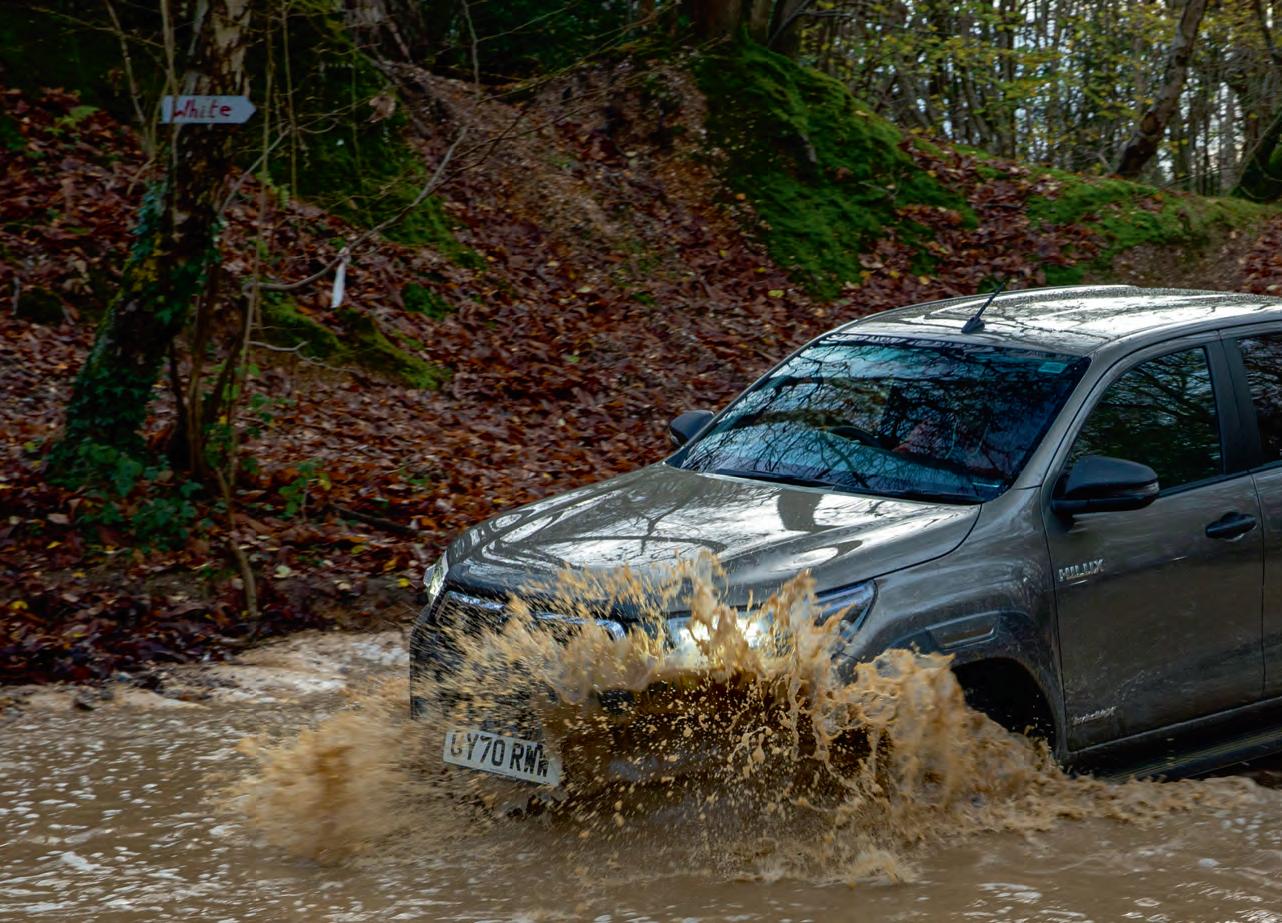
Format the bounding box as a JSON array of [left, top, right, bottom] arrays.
[[664, 580, 876, 660], [422, 554, 448, 613], [815, 580, 877, 641], [665, 610, 773, 660]]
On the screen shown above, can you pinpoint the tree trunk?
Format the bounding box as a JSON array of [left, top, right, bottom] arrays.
[[686, 0, 745, 40], [1254, 0, 1282, 73], [1232, 0, 1282, 199], [767, 0, 813, 57], [1114, 0, 1209, 179], [47, 0, 253, 480], [743, 0, 773, 42], [686, 0, 776, 43], [996, 0, 1017, 158], [344, 0, 432, 62], [1234, 104, 1282, 201]]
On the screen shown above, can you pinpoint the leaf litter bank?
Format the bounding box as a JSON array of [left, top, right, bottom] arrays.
[[6, 58, 1282, 684], [228, 555, 1256, 884]]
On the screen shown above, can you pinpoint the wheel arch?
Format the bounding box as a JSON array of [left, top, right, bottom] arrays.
[[873, 608, 1067, 756], [951, 656, 1060, 752]]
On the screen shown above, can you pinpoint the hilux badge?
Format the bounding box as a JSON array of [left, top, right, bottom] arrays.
[[1057, 559, 1104, 583]]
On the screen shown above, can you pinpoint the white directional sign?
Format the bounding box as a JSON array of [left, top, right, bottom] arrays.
[[161, 95, 256, 125]]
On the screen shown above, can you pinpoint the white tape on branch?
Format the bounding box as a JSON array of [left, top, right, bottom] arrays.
[[330, 250, 350, 309]]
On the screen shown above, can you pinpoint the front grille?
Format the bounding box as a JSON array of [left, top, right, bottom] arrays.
[[414, 585, 639, 670], [436, 587, 629, 637], [410, 583, 665, 722], [410, 586, 486, 679], [436, 588, 508, 629]]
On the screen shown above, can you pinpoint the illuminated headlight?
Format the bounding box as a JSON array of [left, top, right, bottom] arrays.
[[665, 610, 774, 660], [664, 580, 876, 659], [422, 554, 448, 613]]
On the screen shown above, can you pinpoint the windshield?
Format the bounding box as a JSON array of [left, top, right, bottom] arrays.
[[673, 336, 1088, 503]]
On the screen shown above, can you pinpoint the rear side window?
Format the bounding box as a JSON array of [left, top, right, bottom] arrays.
[[1068, 347, 1221, 491], [1238, 334, 1282, 467]]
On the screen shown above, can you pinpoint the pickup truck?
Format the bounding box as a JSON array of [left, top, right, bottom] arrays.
[[412, 285, 1282, 782]]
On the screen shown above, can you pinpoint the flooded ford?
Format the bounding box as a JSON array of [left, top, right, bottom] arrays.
[[4, 566, 1282, 922]]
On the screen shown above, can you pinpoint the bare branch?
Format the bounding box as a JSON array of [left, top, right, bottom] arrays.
[[460, 0, 481, 87], [102, 0, 153, 156], [245, 127, 468, 297], [247, 339, 306, 353]]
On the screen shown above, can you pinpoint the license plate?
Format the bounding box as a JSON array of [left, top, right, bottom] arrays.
[[442, 728, 562, 786]]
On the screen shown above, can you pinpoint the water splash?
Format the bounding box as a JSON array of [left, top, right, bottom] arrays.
[[226, 554, 1248, 881]]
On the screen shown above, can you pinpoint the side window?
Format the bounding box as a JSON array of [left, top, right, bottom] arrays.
[[1238, 334, 1282, 467], [1068, 347, 1221, 491]]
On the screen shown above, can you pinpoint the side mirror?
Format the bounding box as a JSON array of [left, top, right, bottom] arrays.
[[1051, 455, 1160, 516], [668, 410, 714, 448]]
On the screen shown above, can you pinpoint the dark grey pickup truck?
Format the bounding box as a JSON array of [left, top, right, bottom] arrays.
[[413, 285, 1282, 781]]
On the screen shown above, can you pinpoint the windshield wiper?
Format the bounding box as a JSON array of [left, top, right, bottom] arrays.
[[883, 487, 985, 505], [712, 467, 845, 491]]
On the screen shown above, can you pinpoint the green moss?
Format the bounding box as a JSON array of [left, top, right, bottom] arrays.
[[259, 296, 343, 358], [293, 114, 476, 263], [1028, 170, 1274, 270], [910, 138, 947, 159], [401, 282, 453, 318], [258, 297, 448, 389], [695, 40, 973, 298], [1027, 170, 1152, 227], [337, 310, 448, 390], [271, 23, 476, 264], [1042, 264, 1086, 287]]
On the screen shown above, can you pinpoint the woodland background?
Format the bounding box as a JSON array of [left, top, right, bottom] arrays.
[[3, 0, 1282, 685]]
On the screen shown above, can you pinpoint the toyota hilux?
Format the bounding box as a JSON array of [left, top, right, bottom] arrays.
[[412, 285, 1282, 782]]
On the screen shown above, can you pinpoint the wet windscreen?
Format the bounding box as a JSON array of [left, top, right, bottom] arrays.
[[674, 337, 1088, 503]]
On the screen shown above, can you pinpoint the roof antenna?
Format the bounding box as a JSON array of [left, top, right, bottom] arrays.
[[961, 278, 1007, 334]]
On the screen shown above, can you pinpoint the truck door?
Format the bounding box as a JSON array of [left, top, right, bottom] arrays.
[[1228, 331, 1282, 698], [1044, 342, 1264, 750]]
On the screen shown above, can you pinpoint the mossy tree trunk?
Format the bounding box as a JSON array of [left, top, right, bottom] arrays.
[[47, 0, 253, 481], [1233, 1, 1282, 202], [1234, 106, 1282, 202]]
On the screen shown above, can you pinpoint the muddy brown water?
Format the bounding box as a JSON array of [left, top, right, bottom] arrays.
[[4, 602, 1282, 921]]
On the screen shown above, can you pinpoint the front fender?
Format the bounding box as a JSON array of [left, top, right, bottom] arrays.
[[859, 609, 1067, 760]]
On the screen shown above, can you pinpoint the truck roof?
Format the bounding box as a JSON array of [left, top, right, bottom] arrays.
[[837, 285, 1282, 356]]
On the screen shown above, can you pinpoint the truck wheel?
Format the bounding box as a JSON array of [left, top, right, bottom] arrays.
[[952, 659, 1056, 750]]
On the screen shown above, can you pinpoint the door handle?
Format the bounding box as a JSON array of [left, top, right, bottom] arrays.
[[1205, 512, 1258, 540]]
